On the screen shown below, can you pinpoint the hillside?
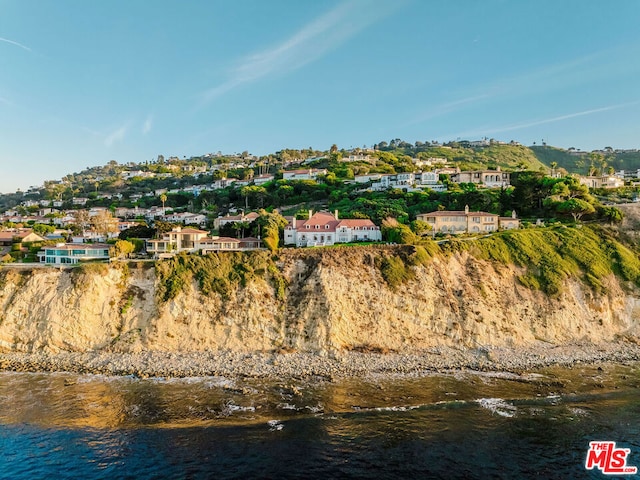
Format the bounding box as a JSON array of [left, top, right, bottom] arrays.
[[531, 145, 640, 175], [1, 226, 639, 356]]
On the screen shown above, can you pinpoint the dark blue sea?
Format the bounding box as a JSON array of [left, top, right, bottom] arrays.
[[1, 363, 639, 479]]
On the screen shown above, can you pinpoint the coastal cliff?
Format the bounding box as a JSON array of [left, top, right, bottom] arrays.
[[1, 237, 639, 356]]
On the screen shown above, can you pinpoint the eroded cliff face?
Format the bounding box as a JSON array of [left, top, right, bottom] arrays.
[[0, 248, 639, 354]]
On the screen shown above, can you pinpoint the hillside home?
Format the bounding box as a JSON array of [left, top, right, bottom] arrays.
[[38, 243, 110, 264], [450, 169, 511, 188], [0, 229, 46, 246], [369, 172, 446, 192], [284, 210, 381, 247], [146, 227, 209, 257], [199, 236, 263, 253], [214, 211, 260, 230], [579, 175, 624, 189], [341, 154, 373, 162], [417, 206, 519, 234], [354, 174, 383, 183], [253, 174, 275, 185], [161, 212, 208, 227], [282, 169, 327, 181], [211, 178, 237, 190]]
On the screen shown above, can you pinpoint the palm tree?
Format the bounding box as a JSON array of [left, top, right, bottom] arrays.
[[550, 161, 557, 177], [160, 193, 167, 215]]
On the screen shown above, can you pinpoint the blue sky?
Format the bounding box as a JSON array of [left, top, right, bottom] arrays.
[[1, 0, 640, 193]]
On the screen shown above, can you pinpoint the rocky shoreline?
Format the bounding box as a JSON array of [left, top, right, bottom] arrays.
[[2, 341, 640, 379]]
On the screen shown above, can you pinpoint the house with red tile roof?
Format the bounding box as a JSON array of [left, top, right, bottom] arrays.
[[284, 210, 381, 247]]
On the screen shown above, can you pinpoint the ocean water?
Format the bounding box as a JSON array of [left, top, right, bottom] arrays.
[[0, 363, 639, 479]]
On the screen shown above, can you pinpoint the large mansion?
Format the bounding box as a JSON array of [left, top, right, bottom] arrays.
[[450, 168, 511, 188], [416, 206, 519, 234], [284, 210, 382, 247], [146, 227, 263, 258]]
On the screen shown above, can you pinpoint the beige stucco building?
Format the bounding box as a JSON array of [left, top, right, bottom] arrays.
[[416, 206, 519, 234]]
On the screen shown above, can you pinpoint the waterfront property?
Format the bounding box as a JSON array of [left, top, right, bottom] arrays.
[[416, 206, 519, 234], [147, 227, 264, 258], [146, 227, 210, 257], [37, 243, 110, 264], [284, 210, 382, 247], [199, 236, 263, 254]]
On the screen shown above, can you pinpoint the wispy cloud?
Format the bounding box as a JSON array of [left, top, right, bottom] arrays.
[[202, 0, 402, 103], [405, 94, 492, 127], [406, 45, 639, 131], [0, 36, 31, 52], [104, 123, 129, 147], [445, 101, 640, 139], [142, 114, 153, 134]]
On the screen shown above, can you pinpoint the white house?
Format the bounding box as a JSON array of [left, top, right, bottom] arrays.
[[253, 174, 275, 185], [213, 211, 260, 230], [38, 243, 110, 264], [146, 227, 210, 257], [161, 212, 208, 226], [284, 210, 381, 247], [282, 169, 327, 181]]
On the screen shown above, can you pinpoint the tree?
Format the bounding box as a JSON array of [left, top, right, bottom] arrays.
[[90, 210, 118, 240], [557, 198, 596, 222], [110, 239, 135, 259], [410, 220, 431, 236], [381, 217, 417, 244], [73, 210, 90, 235], [160, 193, 167, 215], [254, 209, 288, 251], [232, 221, 250, 239], [601, 206, 623, 225], [550, 161, 558, 177], [119, 224, 155, 240], [32, 223, 55, 236]]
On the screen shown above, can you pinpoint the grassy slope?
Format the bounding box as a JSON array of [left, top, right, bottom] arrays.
[[412, 145, 547, 172], [470, 225, 640, 296], [531, 146, 640, 174]]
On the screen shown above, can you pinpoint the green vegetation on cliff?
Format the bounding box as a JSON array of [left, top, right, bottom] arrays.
[[155, 251, 286, 302], [472, 225, 640, 296]]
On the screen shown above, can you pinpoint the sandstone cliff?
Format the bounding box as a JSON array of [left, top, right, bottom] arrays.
[[1, 245, 639, 355]]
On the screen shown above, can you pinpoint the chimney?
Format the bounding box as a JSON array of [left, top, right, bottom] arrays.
[[512, 210, 517, 219], [464, 205, 469, 214], [292, 217, 297, 229], [334, 209, 339, 220], [308, 209, 313, 219]]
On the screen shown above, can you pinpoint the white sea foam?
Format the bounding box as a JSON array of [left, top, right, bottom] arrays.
[[374, 405, 422, 412], [220, 401, 255, 416], [267, 419, 284, 431], [476, 398, 517, 417], [305, 404, 324, 413]]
